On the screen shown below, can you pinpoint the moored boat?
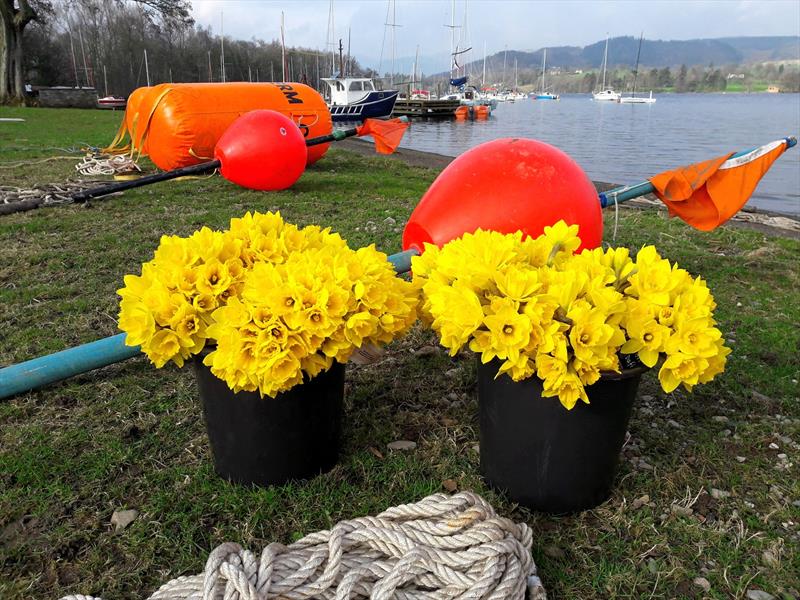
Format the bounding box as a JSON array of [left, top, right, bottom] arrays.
[[617, 33, 656, 104], [97, 96, 127, 109], [593, 89, 621, 101], [534, 48, 559, 100], [322, 77, 399, 122], [619, 91, 656, 104], [592, 36, 620, 101]]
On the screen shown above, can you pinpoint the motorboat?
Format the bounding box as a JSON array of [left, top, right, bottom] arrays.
[[97, 96, 127, 109], [321, 77, 399, 122]]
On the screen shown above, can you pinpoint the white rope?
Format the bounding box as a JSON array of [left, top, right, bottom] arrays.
[[59, 491, 546, 600], [76, 154, 141, 177]]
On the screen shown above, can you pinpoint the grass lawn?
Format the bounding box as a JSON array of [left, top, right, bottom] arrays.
[[1, 107, 798, 600]]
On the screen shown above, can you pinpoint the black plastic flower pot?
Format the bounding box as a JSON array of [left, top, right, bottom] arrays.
[[193, 354, 345, 487], [477, 359, 646, 513]]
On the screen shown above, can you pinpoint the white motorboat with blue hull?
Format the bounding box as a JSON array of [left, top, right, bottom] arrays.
[[322, 77, 399, 122]]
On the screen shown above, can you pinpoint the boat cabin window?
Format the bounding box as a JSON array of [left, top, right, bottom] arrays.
[[363, 80, 375, 91], [348, 81, 363, 91], [333, 81, 344, 91]]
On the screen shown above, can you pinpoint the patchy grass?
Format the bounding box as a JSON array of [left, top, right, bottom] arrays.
[[1, 107, 799, 600]]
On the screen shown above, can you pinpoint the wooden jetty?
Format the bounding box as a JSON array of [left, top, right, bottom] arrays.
[[392, 98, 460, 118]]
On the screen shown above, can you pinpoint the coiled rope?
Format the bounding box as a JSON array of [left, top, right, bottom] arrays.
[[59, 491, 546, 600], [75, 154, 141, 176]]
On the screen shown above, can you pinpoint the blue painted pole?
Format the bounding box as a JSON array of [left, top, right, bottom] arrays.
[[1, 137, 794, 399], [0, 249, 420, 399]]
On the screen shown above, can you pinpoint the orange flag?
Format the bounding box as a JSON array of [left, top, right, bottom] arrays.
[[356, 118, 410, 155], [648, 139, 790, 231]]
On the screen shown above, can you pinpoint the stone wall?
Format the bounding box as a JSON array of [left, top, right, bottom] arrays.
[[38, 87, 98, 108]]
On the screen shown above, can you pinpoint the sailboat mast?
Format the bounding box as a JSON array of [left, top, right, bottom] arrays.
[[514, 58, 517, 91], [414, 44, 420, 88], [390, 0, 396, 85], [281, 12, 287, 81], [631, 32, 643, 97], [338, 39, 344, 78], [502, 46, 507, 87], [540, 48, 546, 93], [450, 0, 455, 79], [601, 35, 608, 89], [78, 28, 91, 87], [327, 0, 335, 76], [482, 40, 486, 88], [68, 29, 79, 87], [220, 11, 226, 83]]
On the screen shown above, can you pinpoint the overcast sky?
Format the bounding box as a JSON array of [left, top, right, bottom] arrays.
[[191, 0, 800, 72]]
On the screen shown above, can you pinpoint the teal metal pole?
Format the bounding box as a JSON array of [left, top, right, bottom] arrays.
[[0, 249, 420, 399], [387, 248, 418, 274], [0, 334, 139, 399]]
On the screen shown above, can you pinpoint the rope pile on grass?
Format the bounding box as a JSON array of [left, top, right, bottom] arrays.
[[0, 182, 97, 215], [59, 491, 546, 600], [75, 154, 141, 177]]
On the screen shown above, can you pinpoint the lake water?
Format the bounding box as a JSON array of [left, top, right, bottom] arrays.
[[398, 93, 800, 216]]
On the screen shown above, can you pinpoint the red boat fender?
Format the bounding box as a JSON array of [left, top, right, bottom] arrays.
[[402, 138, 602, 253]]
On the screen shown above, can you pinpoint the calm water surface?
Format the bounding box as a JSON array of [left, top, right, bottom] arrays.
[[399, 93, 800, 216]]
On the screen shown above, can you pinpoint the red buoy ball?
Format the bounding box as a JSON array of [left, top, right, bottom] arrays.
[[214, 110, 308, 191], [402, 138, 602, 252]]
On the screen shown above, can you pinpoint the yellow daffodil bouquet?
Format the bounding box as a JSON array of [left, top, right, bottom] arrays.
[[412, 221, 730, 410], [118, 211, 419, 397]]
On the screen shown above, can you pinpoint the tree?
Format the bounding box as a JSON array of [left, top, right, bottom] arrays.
[[657, 67, 673, 88], [582, 71, 597, 93], [0, 0, 52, 103], [676, 63, 687, 92], [1, 0, 191, 104]]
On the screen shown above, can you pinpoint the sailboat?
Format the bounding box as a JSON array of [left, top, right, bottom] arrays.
[[618, 33, 656, 104], [507, 59, 525, 101], [592, 36, 620, 101], [535, 48, 559, 100]]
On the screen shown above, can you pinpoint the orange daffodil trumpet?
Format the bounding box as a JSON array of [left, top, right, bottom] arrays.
[[413, 221, 729, 410], [117, 211, 419, 397]]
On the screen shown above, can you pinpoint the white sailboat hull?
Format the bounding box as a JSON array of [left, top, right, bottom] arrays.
[[619, 97, 656, 104], [619, 96, 656, 104], [619, 91, 656, 104], [592, 89, 620, 101]]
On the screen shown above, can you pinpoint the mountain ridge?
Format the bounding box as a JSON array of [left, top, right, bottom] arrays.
[[382, 35, 799, 77]]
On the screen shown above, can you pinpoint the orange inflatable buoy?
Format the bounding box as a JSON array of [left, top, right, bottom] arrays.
[[454, 105, 469, 120], [475, 105, 490, 120], [107, 82, 333, 171], [215, 111, 308, 191], [402, 138, 602, 253]]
